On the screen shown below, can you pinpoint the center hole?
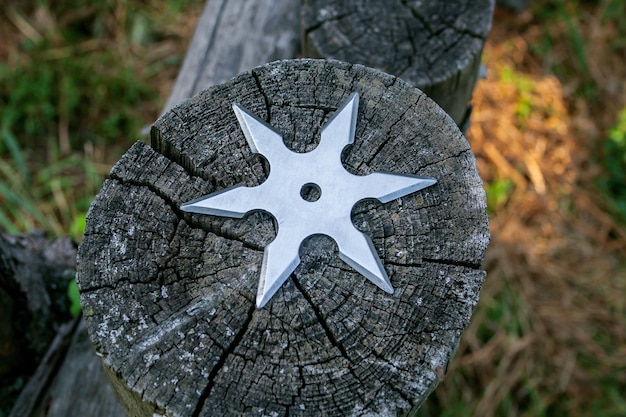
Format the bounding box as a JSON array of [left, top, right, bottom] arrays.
[[300, 183, 321, 202]]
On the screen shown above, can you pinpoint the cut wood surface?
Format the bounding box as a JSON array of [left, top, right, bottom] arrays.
[[163, 0, 301, 113], [78, 59, 489, 416], [301, 0, 495, 127]]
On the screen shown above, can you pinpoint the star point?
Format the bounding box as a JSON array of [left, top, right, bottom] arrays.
[[181, 93, 436, 308]]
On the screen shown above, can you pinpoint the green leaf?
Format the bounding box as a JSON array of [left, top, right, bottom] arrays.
[[67, 279, 81, 317], [70, 213, 87, 242]]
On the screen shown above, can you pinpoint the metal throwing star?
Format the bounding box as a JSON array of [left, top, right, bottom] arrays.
[[181, 92, 436, 308]]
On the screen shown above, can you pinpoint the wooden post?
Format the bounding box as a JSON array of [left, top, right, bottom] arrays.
[[162, 0, 301, 113], [301, 0, 495, 128], [77, 59, 489, 416], [0, 232, 75, 382], [1, 232, 125, 417]]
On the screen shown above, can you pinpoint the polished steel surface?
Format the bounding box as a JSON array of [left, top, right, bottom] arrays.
[[181, 93, 436, 307]]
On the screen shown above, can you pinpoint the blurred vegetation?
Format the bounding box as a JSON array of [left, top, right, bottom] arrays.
[[600, 106, 626, 222], [538, 0, 626, 223], [1, 0, 625, 416], [485, 178, 514, 214], [0, 0, 202, 414], [419, 0, 626, 416], [0, 0, 202, 236]]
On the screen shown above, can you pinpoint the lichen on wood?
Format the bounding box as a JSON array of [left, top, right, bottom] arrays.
[[77, 59, 489, 416]]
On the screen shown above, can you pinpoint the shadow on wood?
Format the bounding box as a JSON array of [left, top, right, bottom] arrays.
[[1, 232, 124, 417], [9, 319, 126, 417], [0, 232, 76, 414]]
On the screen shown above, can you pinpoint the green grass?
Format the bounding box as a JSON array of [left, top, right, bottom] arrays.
[[500, 66, 534, 123], [0, 25, 155, 151], [485, 178, 514, 214], [0, 0, 202, 235], [0, 17, 142, 233], [533, 0, 626, 224], [531, 0, 592, 99], [0, 135, 104, 236], [600, 106, 626, 222]]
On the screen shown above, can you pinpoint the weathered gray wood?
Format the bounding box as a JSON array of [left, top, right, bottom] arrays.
[[301, 0, 494, 127], [9, 317, 125, 417], [0, 232, 76, 402], [35, 320, 126, 417], [1, 231, 123, 417], [162, 0, 301, 114], [78, 59, 489, 416], [8, 318, 78, 417]]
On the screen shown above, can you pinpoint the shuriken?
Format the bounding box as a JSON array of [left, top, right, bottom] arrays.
[[181, 93, 436, 308]]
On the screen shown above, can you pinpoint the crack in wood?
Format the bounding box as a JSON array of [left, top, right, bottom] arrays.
[[423, 257, 481, 270], [304, 12, 351, 35], [364, 95, 424, 169], [291, 277, 351, 365], [399, 0, 436, 36], [107, 174, 181, 218], [191, 303, 256, 417], [108, 174, 267, 252], [151, 117, 197, 179], [251, 70, 272, 123]]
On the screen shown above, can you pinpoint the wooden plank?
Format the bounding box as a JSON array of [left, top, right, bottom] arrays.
[[0, 231, 77, 415], [162, 0, 301, 113], [41, 320, 125, 417], [2, 232, 122, 417], [8, 318, 78, 417]]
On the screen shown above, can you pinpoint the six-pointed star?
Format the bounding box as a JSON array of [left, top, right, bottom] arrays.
[[181, 92, 436, 308]]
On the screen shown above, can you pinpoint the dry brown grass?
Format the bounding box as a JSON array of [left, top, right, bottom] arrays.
[[423, 5, 626, 416]]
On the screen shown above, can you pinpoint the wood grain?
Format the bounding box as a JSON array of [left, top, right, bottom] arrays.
[[78, 59, 489, 416], [163, 0, 301, 114], [301, 0, 495, 127]]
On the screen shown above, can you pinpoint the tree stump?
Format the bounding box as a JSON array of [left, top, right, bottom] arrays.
[[301, 0, 494, 127], [77, 59, 489, 416]]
